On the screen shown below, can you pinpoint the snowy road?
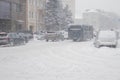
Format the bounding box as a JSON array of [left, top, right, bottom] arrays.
[[0, 40, 120, 80]]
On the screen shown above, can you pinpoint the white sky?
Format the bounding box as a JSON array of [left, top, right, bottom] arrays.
[[75, 0, 120, 18]]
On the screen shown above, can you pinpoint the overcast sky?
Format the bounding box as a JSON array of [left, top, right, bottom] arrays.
[[75, 0, 120, 18]]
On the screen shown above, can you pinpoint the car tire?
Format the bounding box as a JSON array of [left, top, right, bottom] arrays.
[[9, 41, 14, 46], [46, 39, 48, 42], [73, 39, 77, 42], [22, 40, 26, 45], [112, 45, 117, 48]]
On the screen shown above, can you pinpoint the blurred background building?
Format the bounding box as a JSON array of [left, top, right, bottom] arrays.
[[26, 0, 46, 33], [0, 0, 75, 32], [0, 0, 26, 32], [75, 9, 120, 31]]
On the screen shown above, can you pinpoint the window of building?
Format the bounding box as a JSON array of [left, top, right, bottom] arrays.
[[29, 0, 32, 5], [29, 11, 34, 19], [16, 4, 22, 12], [34, 0, 36, 6], [0, 1, 10, 19], [16, 24, 22, 31], [32, 12, 34, 18], [29, 11, 31, 18]]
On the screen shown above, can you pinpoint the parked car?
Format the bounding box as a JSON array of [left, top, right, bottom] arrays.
[[44, 31, 64, 42], [0, 32, 25, 46], [17, 32, 28, 43], [94, 30, 118, 48], [0, 32, 8, 45], [18, 31, 33, 41]]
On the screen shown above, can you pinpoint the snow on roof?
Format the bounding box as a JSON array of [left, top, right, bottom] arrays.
[[99, 30, 116, 38], [83, 9, 120, 20], [84, 9, 101, 13]]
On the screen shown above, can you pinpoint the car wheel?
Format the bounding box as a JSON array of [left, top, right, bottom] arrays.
[[61, 38, 64, 41], [9, 41, 14, 46], [52, 40, 55, 42], [61, 37, 64, 41], [22, 40, 26, 45], [112, 45, 117, 48], [46, 39, 48, 42], [73, 39, 77, 42]]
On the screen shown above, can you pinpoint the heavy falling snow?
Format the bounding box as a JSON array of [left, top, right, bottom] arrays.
[[0, 39, 120, 80]]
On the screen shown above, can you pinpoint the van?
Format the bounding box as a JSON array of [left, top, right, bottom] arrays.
[[94, 30, 118, 48]]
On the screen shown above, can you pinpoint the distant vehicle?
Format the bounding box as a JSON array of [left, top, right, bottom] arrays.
[[44, 31, 64, 42], [18, 31, 33, 40], [68, 25, 93, 41], [94, 30, 118, 48], [36, 33, 45, 40], [0, 32, 25, 46]]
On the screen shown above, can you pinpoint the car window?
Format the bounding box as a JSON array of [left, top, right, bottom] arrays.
[[8, 33, 13, 38], [0, 34, 7, 37], [13, 33, 19, 38]]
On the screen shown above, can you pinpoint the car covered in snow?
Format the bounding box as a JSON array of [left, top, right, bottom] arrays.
[[94, 30, 118, 48], [0, 32, 26, 46], [44, 31, 64, 42], [17, 32, 28, 43]]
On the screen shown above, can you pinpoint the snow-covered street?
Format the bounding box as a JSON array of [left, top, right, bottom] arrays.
[[0, 40, 120, 80]]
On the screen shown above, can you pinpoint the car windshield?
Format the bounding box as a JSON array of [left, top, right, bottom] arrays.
[[0, 34, 7, 37]]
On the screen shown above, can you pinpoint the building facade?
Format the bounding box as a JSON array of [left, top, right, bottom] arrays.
[[75, 9, 120, 31], [82, 10, 119, 31], [26, 0, 46, 33], [0, 0, 26, 32]]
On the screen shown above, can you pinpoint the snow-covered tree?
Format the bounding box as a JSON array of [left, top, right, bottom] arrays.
[[45, 0, 73, 31], [45, 0, 64, 31], [62, 5, 73, 30]]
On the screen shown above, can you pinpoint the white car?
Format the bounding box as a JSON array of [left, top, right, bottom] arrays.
[[94, 30, 118, 48], [44, 32, 64, 42]]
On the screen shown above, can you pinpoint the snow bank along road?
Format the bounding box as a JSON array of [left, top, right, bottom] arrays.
[[0, 40, 120, 80]]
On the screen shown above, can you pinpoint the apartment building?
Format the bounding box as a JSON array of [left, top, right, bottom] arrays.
[[0, 0, 26, 32], [75, 9, 120, 31], [26, 0, 46, 33], [83, 9, 120, 31]]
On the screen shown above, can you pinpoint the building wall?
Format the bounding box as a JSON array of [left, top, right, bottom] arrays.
[[76, 10, 120, 31], [83, 11, 119, 31], [0, 0, 26, 32], [0, 1, 11, 32], [11, 0, 27, 32], [26, 0, 45, 33]]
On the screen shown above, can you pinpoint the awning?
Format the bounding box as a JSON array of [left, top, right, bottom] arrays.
[[16, 20, 24, 23]]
